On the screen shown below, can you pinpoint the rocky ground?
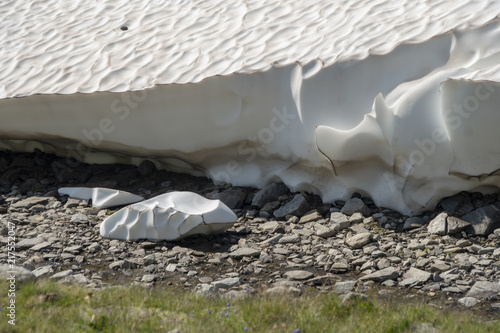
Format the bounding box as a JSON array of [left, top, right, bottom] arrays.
[[1, 150, 500, 316]]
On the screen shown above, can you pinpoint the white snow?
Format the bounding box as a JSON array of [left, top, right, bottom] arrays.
[[2, 1, 500, 214], [100, 191, 237, 241], [58, 187, 144, 208]]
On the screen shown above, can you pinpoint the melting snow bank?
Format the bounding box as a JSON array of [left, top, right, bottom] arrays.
[[2, 1, 500, 214]]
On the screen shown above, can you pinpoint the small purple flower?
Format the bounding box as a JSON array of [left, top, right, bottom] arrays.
[[293, 329, 300, 333], [227, 302, 230, 307], [225, 313, 229, 317], [244, 327, 248, 331], [208, 310, 212, 314]]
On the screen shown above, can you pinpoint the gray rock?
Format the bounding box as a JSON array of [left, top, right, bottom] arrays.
[[123, 259, 141, 269], [447, 217, 471, 234], [72, 273, 89, 284], [212, 188, 247, 210], [213, 277, 241, 290], [274, 194, 310, 218], [63, 245, 83, 254], [16, 237, 44, 250], [315, 227, 336, 238], [141, 274, 157, 283], [341, 198, 370, 216], [252, 183, 289, 208], [30, 241, 52, 251], [50, 269, 73, 280], [359, 267, 400, 282], [349, 213, 364, 223], [462, 205, 500, 236], [196, 283, 215, 295], [0, 264, 35, 282], [399, 277, 419, 287], [278, 235, 300, 244], [71, 213, 88, 223], [299, 210, 323, 223], [32, 266, 54, 278], [427, 212, 447, 235], [403, 268, 431, 283], [334, 280, 357, 293], [10, 197, 49, 210], [285, 270, 314, 280], [304, 275, 339, 286], [440, 193, 473, 215], [466, 281, 500, 300], [229, 248, 261, 259], [330, 212, 351, 230], [458, 297, 480, 307], [346, 233, 372, 249], [403, 217, 426, 230], [330, 212, 349, 224]]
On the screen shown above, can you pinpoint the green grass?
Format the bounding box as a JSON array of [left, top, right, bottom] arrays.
[[0, 280, 499, 332]]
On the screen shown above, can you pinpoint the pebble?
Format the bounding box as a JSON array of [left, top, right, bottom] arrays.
[[285, 270, 314, 281]]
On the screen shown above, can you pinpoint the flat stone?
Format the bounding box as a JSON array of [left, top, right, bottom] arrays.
[[252, 183, 289, 208], [141, 274, 157, 283], [10, 197, 49, 210], [123, 259, 141, 269], [72, 273, 89, 284], [341, 198, 370, 216], [333, 280, 357, 293], [229, 247, 261, 259], [403, 217, 426, 230], [330, 212, 351, 230], [430, 261, 450, 272], [285, 270, 314, 280], [32, 265, 54, 278], [315, 227, 336, 238], [299, 210, 322, 223], [427, 212, 447, 235], [399, 277, 419, 287], [30, 241, 52, 251], [70, 213, 88, 223], [278, 235, 300, 244], [458, 297, 480, 307], [213, 277, 241, 290], [359, 267, 400, 282], [466, 281, 500, 300], [349, 213, 364, 223], [346, 233, 372, 249], [50, 269, 73, 280], [304, 275, 339, 286], [16, 237, 44, 250], [462, 206, 500, 236], [274, 194, 310, 218], [403, 267, 431, 283], [63, 245, 83, 254]]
